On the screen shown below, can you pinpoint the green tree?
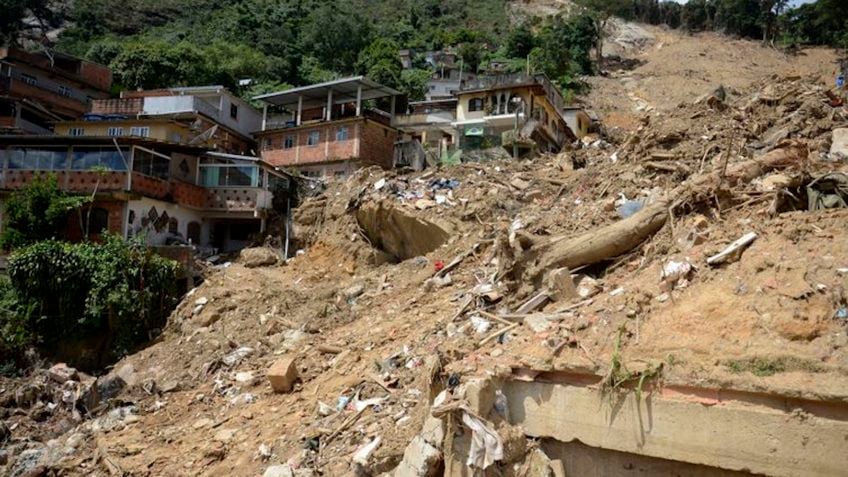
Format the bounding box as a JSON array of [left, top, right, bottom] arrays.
[[357, 38, 403, 88], [110, 40, 210, 89], [0, 175, 87, 250], [573, 0, 633, 65], [301, 2, 370, 74], [400, 68, 432, 102], [458, 42, 483, 72], [506, 23, 536, 58]]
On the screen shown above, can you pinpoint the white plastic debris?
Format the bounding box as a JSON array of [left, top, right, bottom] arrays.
[[463, 412, 503, 469], [223, 347, 254, 367], [352, 396, 387, 412], [195, 297, 209, 306], [707, 232, 757, 265], [470, 315, 492, 334], [352, 436, 382, 465], [374, 178, 387, 190]]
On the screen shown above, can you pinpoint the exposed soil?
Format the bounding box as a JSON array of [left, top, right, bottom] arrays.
[[1, 26, 848, 477]]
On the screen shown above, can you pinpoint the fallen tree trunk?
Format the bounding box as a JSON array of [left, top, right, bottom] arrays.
[[522, 141, 808, 284]]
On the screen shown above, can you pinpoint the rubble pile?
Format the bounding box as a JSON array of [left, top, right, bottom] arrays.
[[0, 74, 847, 476]]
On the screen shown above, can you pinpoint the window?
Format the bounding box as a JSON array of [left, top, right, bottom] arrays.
[[263, 138, 272, 149], [107, 127, 124, 137], [199, 165, 260, 187], [68, 127, 85, 137], [336, 126, 349, 141], [21, 73, 37, 86], [334, 170, 347, 179], [129, 126, 150, 137], [168, 217, 179, 234], [7, 147, 67, 170], [131, 147, 169, 179], [468, 98, 484, 112], [284, 136, 295, 149], [88, 207, 109, 235], [171, 133, 182, 143], [307, 131, 320, 146], [72, 147, 129, 171], [230, 104, 238, 119], [58, 85, 72, 97]]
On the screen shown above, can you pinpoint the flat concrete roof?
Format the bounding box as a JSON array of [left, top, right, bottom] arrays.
[[253, 77, 401, 110]]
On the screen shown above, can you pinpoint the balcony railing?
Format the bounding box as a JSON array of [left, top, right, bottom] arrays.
[[90, 98, 144, 115]]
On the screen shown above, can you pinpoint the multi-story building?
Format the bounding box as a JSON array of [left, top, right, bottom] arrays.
[[453, 73, 577, 156], [0, 135, 290, 252], [55, 86, 261, 155], [0, 47, 112, 134], [254, 77, 401, 179]]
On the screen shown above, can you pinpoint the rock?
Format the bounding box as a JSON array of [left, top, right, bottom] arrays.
[[213, 428, 236, 443], [267, 357, 298, 393], [510, 177, 531, 190], [0, 420, 9, 442], [15, 384, 42, 408], [573, 275, 601, 299], [263, 464, 295, 477], [524, 315, 554, 333], [343, 284, 365, 301], [761, 173, 791, 191], [47, 363, 78, 384], [235, 371, 255, 385], [390, 436, 441, 477], [831, 128, 848, 158], [192, 418, 213, 429], [223, 347, 254, 367], [545, 268, 578, 302], [195, 296, 209, 306], [9, 447, 45, 477], [240, 247, 279, 268], [462, 378, 495, 416]]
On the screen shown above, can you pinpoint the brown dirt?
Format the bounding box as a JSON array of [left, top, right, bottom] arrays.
[[2, 29, 848, 477]]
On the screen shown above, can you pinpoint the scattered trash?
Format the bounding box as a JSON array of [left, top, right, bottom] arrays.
[[463, 411, 504, 469], [374, 178, 387, 190], [662, 259, 695, 290], [223, 347, 254, 367], [352, 436, 382, 465], [470, 315, 492, 334], [617, 199, 645, 218], [707, 232, 757, 266]]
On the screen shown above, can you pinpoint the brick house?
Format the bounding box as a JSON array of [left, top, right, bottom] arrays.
[[0, 47, 112, 134], [0, 135, 291, 253], [253, 77, 401, 178]]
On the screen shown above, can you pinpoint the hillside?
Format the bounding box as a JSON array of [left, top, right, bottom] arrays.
[[1, 26, 847, 475]]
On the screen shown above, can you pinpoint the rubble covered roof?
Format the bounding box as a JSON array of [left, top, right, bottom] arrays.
[[253, 76, 402, 110]]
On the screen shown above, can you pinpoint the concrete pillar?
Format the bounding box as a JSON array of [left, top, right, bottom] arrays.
[[356, 85, 362, 116], [390, 95, 396, 120], [326, 89, 333, 121], [296, 96, 303, 126], [261, 104, 268, 131]]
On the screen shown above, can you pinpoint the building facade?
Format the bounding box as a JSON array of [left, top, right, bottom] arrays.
[[0, 136, 290, 252], [0, 48, 112, 134], [254, 77, 401, 179], [453, 74, 576, 155], [55, 86, 261, 155]]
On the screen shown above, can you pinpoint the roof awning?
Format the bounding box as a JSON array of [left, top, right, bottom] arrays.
[[253, 76, 401, 111]]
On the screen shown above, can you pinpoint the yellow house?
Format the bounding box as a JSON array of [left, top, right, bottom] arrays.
[[55, 119, 191, 144], [453, 74, 576, 155]]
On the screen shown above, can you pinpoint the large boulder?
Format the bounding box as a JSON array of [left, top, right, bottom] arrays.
[[240, 247, 279, 268]]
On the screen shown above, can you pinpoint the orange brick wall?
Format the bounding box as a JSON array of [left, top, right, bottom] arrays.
[[360, 120, 398, 169], [63, 199, 124, 242], [260, 118, 396, 170]]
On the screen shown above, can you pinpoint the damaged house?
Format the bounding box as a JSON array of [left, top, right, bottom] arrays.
[[254, 77, 402, 179], [54, 86, 262, 155], [453, 73, 577, 156]]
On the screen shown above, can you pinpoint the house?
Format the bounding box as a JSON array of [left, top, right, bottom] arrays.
[[0, 47, 112, 134], [254, 77, 402, 179], [562, 107, 592, 139], [453, 73, 576, 156], [0, 135, 291, 253], [394, 99, 458, 152], [55, 86, 261, 155]]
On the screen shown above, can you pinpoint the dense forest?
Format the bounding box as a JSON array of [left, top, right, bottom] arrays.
[[0, 0, 846, 102]]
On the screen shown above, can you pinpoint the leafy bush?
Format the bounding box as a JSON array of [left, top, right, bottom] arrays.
[[7, 236, 179, 368], [0, 174, 87, 251]]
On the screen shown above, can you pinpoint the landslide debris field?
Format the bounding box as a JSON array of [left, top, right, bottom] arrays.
[[3, 34, 848, 477]]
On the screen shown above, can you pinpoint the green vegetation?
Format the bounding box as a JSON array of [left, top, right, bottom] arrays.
[[725, 356, 823, 377], [0, 177, 179, 371], [0, 175, 87, 250]]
